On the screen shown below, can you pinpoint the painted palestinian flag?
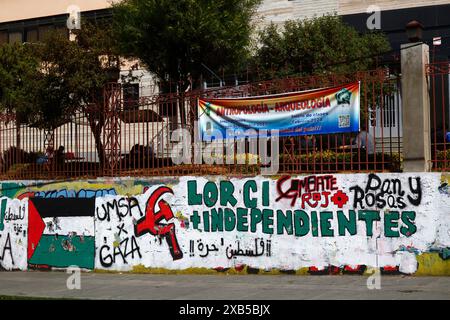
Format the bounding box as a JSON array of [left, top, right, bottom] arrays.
[[28, 198, 95, 269]]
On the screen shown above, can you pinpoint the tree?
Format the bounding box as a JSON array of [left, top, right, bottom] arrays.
[[111, 0, 261, 90], [0, 43, 39, 120], [0, 21, 120, 170], [252, 15, 391, 80], [0, 43, 40, 169], [35, 23, 120, 168], [34, 22, 120, 125]]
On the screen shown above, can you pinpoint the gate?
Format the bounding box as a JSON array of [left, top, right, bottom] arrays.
[[426, 61, 450, 171]]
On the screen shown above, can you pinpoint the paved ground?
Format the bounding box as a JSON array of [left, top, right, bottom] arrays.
[[0, 272, 448, 300]]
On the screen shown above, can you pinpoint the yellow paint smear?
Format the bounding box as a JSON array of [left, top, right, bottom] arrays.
[[93, 265, 312, 275], [18, 181, 146, 197], [415, 253, 450, 276]]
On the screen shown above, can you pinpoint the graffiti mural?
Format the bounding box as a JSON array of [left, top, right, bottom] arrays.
[[0, 198, 27, 270], [0, 173, 448, 275], [19, 188, 117, 200], [28, 198, 95, 269]]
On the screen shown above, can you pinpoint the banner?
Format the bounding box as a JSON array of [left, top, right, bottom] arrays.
[[198, 82, 360, 139]]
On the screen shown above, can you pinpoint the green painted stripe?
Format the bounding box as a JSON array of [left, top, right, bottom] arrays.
[[29, 235, 95, 269], [0, 182, 24, 198], [0, 198, 6, 231]]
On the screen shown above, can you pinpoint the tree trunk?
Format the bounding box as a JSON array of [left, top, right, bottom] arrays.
[[93, 126, 105, 173], [85, 109, 105, 173]]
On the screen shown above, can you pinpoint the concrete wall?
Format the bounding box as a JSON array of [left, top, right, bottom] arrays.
[[1, 173, 449, 275], [257, 0, 450, 27], [256, 0, 339, 27], [338, 0, 450, 15]]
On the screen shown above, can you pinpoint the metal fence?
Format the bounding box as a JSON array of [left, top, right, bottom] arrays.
[[0, 68, 402, 180], [427, 61, 450, 171]]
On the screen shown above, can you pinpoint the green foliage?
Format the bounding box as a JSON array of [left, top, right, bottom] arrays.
[[0, 43, 40, 120], [0, 21, 119, 130], [112, 0, 261, 88], [279, 151, 402, 172], [253, 15, 391, 80], [0, 22, 119, 168], [435, 149, 450, 170], [32, 23, 119, 130]]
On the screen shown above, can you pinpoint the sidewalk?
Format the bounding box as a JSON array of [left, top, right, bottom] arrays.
[[0, 272, 448, 300]]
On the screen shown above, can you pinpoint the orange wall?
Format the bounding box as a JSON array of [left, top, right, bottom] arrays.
[[2, 0, 450, 25], [0, 0, 117, 23]]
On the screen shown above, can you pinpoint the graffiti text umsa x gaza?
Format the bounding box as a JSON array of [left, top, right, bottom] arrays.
[[96, 186, 182, 265]]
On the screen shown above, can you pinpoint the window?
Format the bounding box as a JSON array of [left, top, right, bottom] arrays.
[[0, 31, 7, 45], [123, 83, 140, 110], [55, 25, 69, 39], [8, 31, 22, 44], [31, 25, 68, 42], [38, 25, 53, 41], [26, 28, 38, 43]]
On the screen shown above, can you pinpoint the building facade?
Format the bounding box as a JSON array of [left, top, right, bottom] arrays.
[[258, 0, 450, 24], [0, 0, 111, 24], [2, 0, 450, 60], [1, 0, 449, 141]]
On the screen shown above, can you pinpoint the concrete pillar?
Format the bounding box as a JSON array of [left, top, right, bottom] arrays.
[[401, 42, 431, 172]]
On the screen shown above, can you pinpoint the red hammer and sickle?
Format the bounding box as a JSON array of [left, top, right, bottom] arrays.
[[134, 186, 183, 260]]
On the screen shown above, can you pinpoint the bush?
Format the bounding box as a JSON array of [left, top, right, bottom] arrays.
[[279, 151, 402, 172], [435, 149, 450, 169]]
